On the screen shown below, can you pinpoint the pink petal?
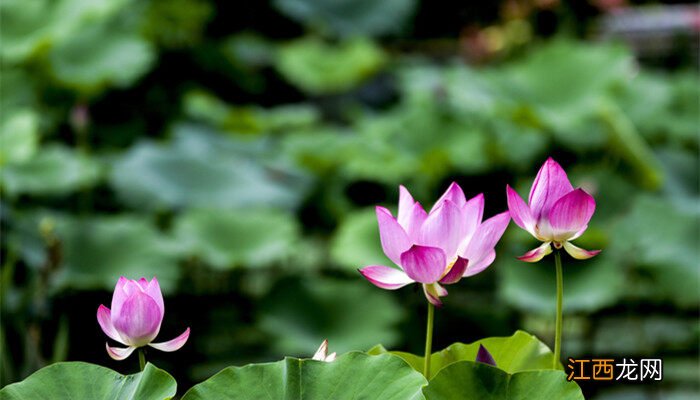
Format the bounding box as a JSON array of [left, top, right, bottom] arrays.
[[359, 265, 414, 290], [528, 158, 574, 221], [145, 277, 165, 317], [422, 283, 447, 307], [439, 257, 468, 284], [430, 182, 466, 213], [458, 194, 485, 251], [97, 305, 125, 344], [376, 206, 411, 266], [419, 200, 467, 260], [548, 189, 596, 241], [122, 279, 142, 296], [563, 242, 601, 260], [569, 225, 588, 241], [397, 185, 416, 228], [113, 291, 163, 347], [401, 202, 428, 240], [462, 211, 510, 270], [463, 249, 496, 277], [400, 245, 446, 284], [149, 328, 190, 352], [105, 343, 136, 361], [517, 242, 553, 262], [111, 276, 130, 320], [136, 277, 149, 291], [506, 185, 536, 235]]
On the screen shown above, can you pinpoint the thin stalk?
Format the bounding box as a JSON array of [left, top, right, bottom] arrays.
[[138, 348, 146, 371], [553, 250, 563, 370], [424, 302, 435, 378]]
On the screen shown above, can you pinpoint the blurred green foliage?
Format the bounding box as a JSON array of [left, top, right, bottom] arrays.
[[1, 0, 698, 398]]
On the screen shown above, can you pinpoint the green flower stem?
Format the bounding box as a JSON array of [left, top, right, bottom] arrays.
[[424, 302, 434, 378], [553, 249, 563, 370], [138, 348, 146, 371]]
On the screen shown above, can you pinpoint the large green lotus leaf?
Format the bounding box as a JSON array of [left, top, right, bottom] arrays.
[[48, 23, 155, 93], [368, 331, 557, 380], [182, 352, 426, 400], [423, 361, 583, 400], [273, 0, 416, 37], [20, 214, 181, 293], [611, 195, 699, 307], [1, 145, 101, 197], [276, 37, 386, 94], [498, 248, 622, 314], [0, 362, 176, 400], [259, 278, 403, 355], [110, 123, 310, 211], [173, 208, 300, 270], [0, 110, 39, 166], [330, 208, 392, 272]]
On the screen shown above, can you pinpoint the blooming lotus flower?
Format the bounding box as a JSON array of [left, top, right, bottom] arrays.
[[359, 183, 510, 306], [97, 277, 190, 360], [312, 339, 336, 362], [506, 158, 600, 262]]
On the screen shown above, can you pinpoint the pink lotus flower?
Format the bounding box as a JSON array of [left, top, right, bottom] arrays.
[[359, 183, 510, 306], [507, 158, 601, 262], [97, 277, 190, 360]]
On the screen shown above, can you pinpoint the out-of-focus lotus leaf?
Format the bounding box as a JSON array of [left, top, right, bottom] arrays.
[[0, 0, 131, 63], [110, 123, 310, 211], [221, 33, 276, 68], [280, 128, 356, 174], [1, 69, 36, 114], [0, 362, 176, 400], [141, 0, 213, 49], [184, 90, 320, 134], [273, 0, 417, 38], [611, 195, 699, 307], [259, 278, 403, 355], [182, 352, 426, 400], [368, 330, 558, 380], [50, 215, 181, 293], [593, 316, 699, 355], [499, 40, 633, 149], [1, 145, 101, 196], [0, 111, 39, 166], [48, 24, 155, 93], [498, 250, 622, 314], [423, 361, 583, 400], [276, 37, 386, 94], [351, 101, 490, 181], [330, 208, 392, 272], [174, 208, 300, 270], [490, 121, 548, 170]]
